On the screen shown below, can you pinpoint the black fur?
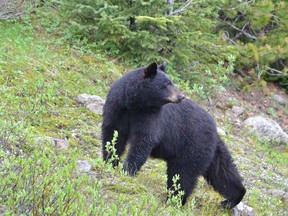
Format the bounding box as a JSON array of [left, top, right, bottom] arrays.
[[102, 62, 245, 208]]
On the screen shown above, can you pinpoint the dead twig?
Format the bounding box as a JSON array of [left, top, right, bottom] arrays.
[[166, 0, 194, 17], [0, 0, 39, 20], [222, 21, 258, 40]]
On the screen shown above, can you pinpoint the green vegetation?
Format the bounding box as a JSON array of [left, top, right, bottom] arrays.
[[219, 0, 288, 92], [53, 0, 287, 93], [47, 0, 239, 97], [166, 174, 185, 208], [105, 130, 120, 165], [0, 1, 287, 215]]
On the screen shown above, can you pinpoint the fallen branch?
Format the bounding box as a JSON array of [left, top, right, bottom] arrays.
[[0, 0, 39, 20], [224, 31, 240, 46], [223, 21, 258, 40], [266, 66, 287, 76], [166, 0, 194, 17], [257, 64, 287, 79]]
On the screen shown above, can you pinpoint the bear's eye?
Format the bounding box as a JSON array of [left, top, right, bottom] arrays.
[[167, 81, 172, 86]]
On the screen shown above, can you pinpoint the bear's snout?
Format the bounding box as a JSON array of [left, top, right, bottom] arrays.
[[168, 91, 185, 103], [178, 93, 185, 102], [174, 93, 185, 103]]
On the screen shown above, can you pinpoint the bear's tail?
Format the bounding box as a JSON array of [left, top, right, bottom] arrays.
[[204, 140, 246, 209]]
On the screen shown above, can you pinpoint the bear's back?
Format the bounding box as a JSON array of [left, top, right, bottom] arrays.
[[151, 99, 218, 160], [162, 99, 217, 132]]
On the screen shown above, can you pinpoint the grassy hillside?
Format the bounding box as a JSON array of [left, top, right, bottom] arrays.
[[0, 11, 287, 215]]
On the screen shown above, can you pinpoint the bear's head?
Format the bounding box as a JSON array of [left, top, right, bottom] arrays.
[[125, 62, 185, 110]]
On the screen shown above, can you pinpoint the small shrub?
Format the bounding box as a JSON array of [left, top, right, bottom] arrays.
[[104, 130, 119, 165], [166, 174, 185, 208], [0, 146, 102, 215]]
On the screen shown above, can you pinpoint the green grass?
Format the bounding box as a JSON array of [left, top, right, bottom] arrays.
[[0, 18, 119, 151], [0, 9, 288, 216]]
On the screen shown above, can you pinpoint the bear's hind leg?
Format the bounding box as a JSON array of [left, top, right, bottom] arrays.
[[167, 161, 199, 205], [204, 141, 246, 209]]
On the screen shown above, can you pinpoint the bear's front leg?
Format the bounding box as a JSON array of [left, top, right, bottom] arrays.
[[123, 142, 154, 176]]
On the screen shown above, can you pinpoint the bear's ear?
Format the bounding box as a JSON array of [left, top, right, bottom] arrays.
[[159, 61, 167, 72], [144, 62, 158, 78]]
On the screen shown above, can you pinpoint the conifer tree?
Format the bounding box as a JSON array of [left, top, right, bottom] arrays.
[[58, 0, 234, 87], [219, 0, 288, 91], [56, 0, 287, 92]]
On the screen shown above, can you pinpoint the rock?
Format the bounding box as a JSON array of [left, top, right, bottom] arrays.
[[77, 160, 92, 172], [232, 202, 255, 216], [244, 116, 288, 145], [0, 140, 11, 155], [0, 206, 6, 215], [272, 94, 286, 106], [285, 193, 288, 202], [232, 106, 245, 117], [74, 94, 105, 105], [74, 94, 105, 115], [217, 127, 227, 136], [86, 102, 104, 115], [47, 137, 69, 149], [268, 190, 288, 202], [268, 189, 285, 197]]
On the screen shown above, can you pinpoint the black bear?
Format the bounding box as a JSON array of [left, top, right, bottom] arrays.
[[102, 62, 245, 208]]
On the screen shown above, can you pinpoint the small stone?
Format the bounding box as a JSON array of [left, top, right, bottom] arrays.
[[86, 102, 103, 115], [217, 127, 227, 136], [232, 106, 245, 117], [74, 94, 105, 115], [47, 137, 69, 149], [268, 189, 288, 202], [268, 189, 285, 197], [77, 160, 92, 172], [74, 94, 105, 106], [244, 116, 288, 145], [272, 94, 286, 106], [284, 192, 288, 202], [232, 202, 255, 216], [0, 206, 6, 215]]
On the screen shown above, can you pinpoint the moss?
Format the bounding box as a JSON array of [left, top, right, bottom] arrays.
[[107, 182, 148, 195]]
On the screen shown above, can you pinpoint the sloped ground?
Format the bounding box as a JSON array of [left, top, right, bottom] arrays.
[[0, 16, 287, 215], [205, 86, 288, 214]]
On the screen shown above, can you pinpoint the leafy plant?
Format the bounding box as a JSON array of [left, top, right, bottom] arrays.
[[105, 130, 120, 165], [0, 147, 102, 215], [166, 174, 185, 208]]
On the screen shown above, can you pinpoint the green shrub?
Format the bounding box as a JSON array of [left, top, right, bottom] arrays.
[[47, 0, 237, 96], [166, 174, 185, 208], [219, 0, 288, 92], [0, 147, 102, 215]]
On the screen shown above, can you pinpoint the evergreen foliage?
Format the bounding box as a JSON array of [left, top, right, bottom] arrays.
[[51, 0, 287, 92], [219, 0, 288, 92], [54, 0, 236, 95]]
